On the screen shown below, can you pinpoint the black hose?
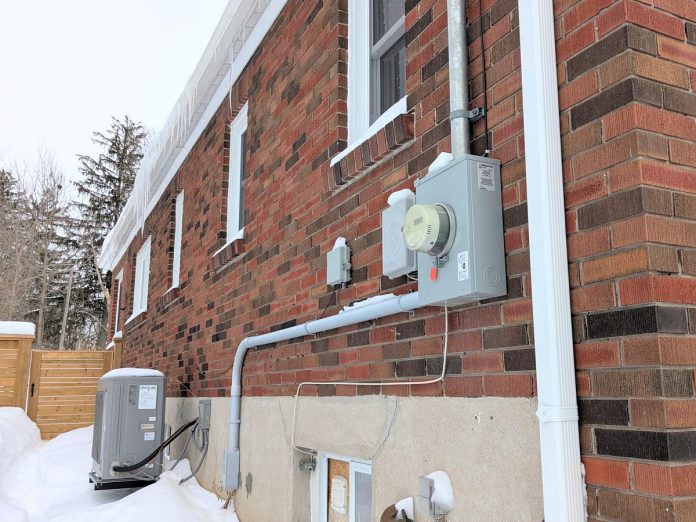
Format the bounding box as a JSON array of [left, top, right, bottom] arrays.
[[112, 419, 197, 473]]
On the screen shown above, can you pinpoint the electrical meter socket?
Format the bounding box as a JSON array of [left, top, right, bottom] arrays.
[[409, 154, 506, 306]]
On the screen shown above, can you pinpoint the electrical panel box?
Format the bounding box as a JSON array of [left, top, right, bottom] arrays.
[[89, 369, 166, 490], [382, 191, 417, 278], [414, 154, 506, 306], [327, 244, 351, 286]]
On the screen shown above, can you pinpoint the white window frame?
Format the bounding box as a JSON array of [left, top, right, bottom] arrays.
[[315, 452, 372, 522], [225, 103, 248, 245], [334, 0, 407, 167], [171, 190, 184, 289], [129, 237, 151, 320], [113, 269, 123, 332]]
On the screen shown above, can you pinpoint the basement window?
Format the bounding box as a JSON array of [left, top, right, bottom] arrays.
[[171, 190, 184, 289], [336, 0, 406, 166], [130, 237, 151, 319], [319, 454, 372, 522], [226, 103, 248, 244]]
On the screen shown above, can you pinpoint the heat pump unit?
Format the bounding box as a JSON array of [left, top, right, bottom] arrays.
[[89, 368, 166, 490]]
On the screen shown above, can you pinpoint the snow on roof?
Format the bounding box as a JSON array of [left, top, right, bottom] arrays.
[[99, 0, 287, 271], [102, 368, 164, 379], [0, 322, 36, 337]]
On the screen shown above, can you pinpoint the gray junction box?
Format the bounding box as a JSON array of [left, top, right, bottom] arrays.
[[90, 369, 166, 489], [414, 154, 506, 306]]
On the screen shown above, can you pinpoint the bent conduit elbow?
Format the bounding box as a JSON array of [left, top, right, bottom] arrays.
[[223, 291, 420, 491]]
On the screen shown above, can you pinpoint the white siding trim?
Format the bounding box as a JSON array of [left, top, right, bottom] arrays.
[[128, 237, 151, 321], [171, 191, 184, 289], [227, 103, 248, 241]]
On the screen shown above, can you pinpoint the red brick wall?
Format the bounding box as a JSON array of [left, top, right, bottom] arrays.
[[554, 0, 696, 520], [113, 0, 535, 401], [109, 0, 696, 519]]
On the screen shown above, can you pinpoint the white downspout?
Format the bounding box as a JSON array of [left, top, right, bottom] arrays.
[[223, 292, 420, 490], [518, 2, 586, 521]]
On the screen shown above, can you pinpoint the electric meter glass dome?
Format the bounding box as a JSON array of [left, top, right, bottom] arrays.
[[402, 203, 454, 256]]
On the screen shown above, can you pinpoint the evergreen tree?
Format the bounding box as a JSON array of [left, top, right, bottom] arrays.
[[73, 116, 147, 346]]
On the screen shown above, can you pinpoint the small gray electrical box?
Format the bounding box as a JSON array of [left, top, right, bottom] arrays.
[[89, 369, 166, 489], [414, 154, 506, 306], [326, 243, 351, 286]]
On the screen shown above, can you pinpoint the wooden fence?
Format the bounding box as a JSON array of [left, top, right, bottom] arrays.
[[0, 333, 33, 409], [26, 350, 113, 439]]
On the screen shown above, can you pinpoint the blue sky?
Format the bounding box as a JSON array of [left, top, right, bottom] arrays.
[[0, 0, 228, 186]]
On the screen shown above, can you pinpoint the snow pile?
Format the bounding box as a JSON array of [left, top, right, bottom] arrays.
[[0, 407, 40, 471], [102, 367, 164, 379], [426, 470, 454, 514], [387, 189, 414, 206], [0, 322, 35, 337], [0, 407, 238, 522], [428, 152, 453, 173], [394, 496, 414, 520], [340, 293, 396, 313]]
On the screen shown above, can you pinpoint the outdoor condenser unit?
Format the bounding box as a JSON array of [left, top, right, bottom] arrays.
[[89, 368, 166, 490]]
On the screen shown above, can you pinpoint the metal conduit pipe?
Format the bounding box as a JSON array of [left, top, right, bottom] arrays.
[[446, 0, 471, 158], [518, 1, 586, 520], [224, 291, 420, 490]]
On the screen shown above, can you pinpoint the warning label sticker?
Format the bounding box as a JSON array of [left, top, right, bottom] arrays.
[[144, 432, 155, 441], [477, 162, 495, 191], [457, 251, 470, 281], [138, 385, 157, 410]]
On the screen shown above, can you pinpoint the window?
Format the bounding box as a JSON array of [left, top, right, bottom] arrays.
[[371, 0, 406, 121], [226, 103, 248, 243], [319, 454, 372, 522], [131, 237, 151, 318], [171, 191, 184, 289], [347, 0, 406, 145], [113, 269, 123, 332]]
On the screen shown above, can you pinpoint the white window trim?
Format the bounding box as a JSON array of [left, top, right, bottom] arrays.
[[128, 237, 151, 321], [315, 452, 372, 522], [171, 190, 184, 289], [113, 269, 123, 332], [349, 461, 372, 522], [333, 0, 407, 167], [225, 103, 248, 246]]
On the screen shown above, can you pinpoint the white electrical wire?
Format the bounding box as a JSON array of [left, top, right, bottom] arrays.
[[290, 306, 450, 455]]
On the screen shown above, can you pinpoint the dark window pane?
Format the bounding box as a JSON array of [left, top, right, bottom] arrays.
[[239, 130, 247, 228], [373, 0, 404, 43], [380, 37, 406, 113]]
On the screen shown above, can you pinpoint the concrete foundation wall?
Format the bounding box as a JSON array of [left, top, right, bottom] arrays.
[[165, 395, 543, 521]]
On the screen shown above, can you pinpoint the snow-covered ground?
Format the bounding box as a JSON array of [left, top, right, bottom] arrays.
[[0, 407, 239, 522]]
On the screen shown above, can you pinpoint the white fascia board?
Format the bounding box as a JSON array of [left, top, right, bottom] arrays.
[[99, 0, 288, 271]]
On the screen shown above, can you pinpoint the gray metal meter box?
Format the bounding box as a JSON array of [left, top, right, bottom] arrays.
[[89, 368, 166, 489], [414, 154, 506, 306]]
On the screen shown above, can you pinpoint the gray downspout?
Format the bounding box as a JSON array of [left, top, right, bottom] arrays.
[[447, 0, 471, 158]]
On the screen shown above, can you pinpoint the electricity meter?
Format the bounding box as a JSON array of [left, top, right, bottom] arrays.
[[402, 203, 456, 257]]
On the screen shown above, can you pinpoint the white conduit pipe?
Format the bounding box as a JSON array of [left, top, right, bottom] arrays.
[[224, 292, 420, 490], [518, 1, 586, 521]]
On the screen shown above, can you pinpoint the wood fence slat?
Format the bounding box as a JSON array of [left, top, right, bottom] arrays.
[[23, 349, 113, 439]]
